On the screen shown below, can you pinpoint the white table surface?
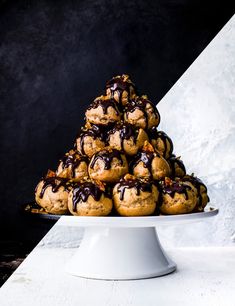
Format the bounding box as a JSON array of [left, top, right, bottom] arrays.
[[0, 220, 235, 306]]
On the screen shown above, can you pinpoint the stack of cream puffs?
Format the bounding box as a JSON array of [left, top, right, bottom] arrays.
[[35, 74, 209, 216]]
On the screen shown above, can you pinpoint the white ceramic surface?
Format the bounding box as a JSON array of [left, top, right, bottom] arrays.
[[63, 209, 218, 280], [59, 207, 218, 228]]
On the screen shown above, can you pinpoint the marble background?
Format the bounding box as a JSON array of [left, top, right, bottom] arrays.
[[158, 15, 235, 246]]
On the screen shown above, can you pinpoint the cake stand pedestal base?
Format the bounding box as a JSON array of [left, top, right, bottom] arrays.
[[66, 227, 176, 280]]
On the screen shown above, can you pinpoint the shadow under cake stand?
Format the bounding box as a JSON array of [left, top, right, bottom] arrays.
[[55, 208, 219, 280]]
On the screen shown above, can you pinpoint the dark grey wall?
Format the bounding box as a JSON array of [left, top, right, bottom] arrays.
[[0, 0, 234, 243]]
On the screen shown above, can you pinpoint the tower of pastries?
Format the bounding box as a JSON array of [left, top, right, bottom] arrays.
[[35, 75, 210, 216]]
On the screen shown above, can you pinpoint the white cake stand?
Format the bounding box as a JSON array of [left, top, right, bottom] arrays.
[[58, 208, 218, 280]]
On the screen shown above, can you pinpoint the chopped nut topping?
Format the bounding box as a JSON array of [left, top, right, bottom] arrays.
[[124, 174, 136, 181], [164, 177, 173, 186], [94, 180, 106, 191], [46, 169, 56, 178], [142, 140, 155, 153]]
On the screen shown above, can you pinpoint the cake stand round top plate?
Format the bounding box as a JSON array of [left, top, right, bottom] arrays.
[[58, 207, 218, 227]]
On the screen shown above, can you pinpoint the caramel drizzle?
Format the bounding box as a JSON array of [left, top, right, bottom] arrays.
[[90, 149, 124, 170]]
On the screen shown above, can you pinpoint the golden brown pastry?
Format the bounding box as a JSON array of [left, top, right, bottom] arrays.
[[158, 177, 197, 215], [85, 95, 121, 125], [35, 170, 72, 214], [75, 124, 106, 158], [148, 126, 173, 159], [106, 74, 136, 106], [167, 154, 186, 178], [56, 149, 88, 181], [124, 95, 160, 129], [131, 141, 170, 180], [181, 174, 210, 212], [88, 148, 128, 183], [68, 180, 112, 216], [108, 122, 149, 155], [113, 174, 158, 216]]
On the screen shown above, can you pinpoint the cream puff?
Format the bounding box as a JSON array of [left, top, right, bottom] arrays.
[[124, 95, 160, 129], [131, 141, 171, 180], [68, 180, 112, 216], [181, 174, 210, 212], [75, 124, 106, 158], [106, 74, 136, 106], [167, 154, 186, 178], [113, 174, 158, 216], [108, 122, 149, 155], [56, 149, 88, 181], [158, 177, 197, 214], [85, 95, 121, 125], [35, 170, 72, 214], [148, 126, 173, 159], [88, 147, 128, 183]]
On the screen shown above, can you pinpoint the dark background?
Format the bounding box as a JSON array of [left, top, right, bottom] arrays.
[[0, 0, 234, 247]]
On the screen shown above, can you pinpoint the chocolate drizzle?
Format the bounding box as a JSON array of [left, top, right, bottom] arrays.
[[72, 182, 110, 212], [159, 180, 191, 202], [130, 151, 161, 179], [38, 177, 70, 199], [87, 98, 120, 115], [125, 96, 160, 128], [108, 123, 139, 151], [90, 149, 124, 170], [77, 125, 106, 155], [182, 175, 209, 208], [117, 178, 152, 201], [60, 151, 88, 177], [167, 154, 186, 178], [148, 127, 173, 157], [106, 75, 136, 103]]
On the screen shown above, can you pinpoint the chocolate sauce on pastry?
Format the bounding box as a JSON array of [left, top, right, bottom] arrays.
[[125, 96, 160, 128], [106, 75, 136, 102], [38, 177, 70, 199], [60, 151, 88, 177], [87, 98, 120, 115], [108, 123, 139, 151], [159, 180, 192, 200], [182, 175, 209, 207], [130, 151, 161, 179], [90, 149, 124, 170], [148, 127, 173, 157], [167, 154, 186, 178], [77, 125, 106, 155], [117, 178, 152, 201], [72, 182, 111, 211]]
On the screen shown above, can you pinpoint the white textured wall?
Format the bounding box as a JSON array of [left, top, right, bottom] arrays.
[[157, 15, 235, 246]]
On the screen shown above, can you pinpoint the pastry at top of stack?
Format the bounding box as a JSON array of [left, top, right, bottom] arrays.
[[106, 74, 136, 106], [35, 74, 210, 216]]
